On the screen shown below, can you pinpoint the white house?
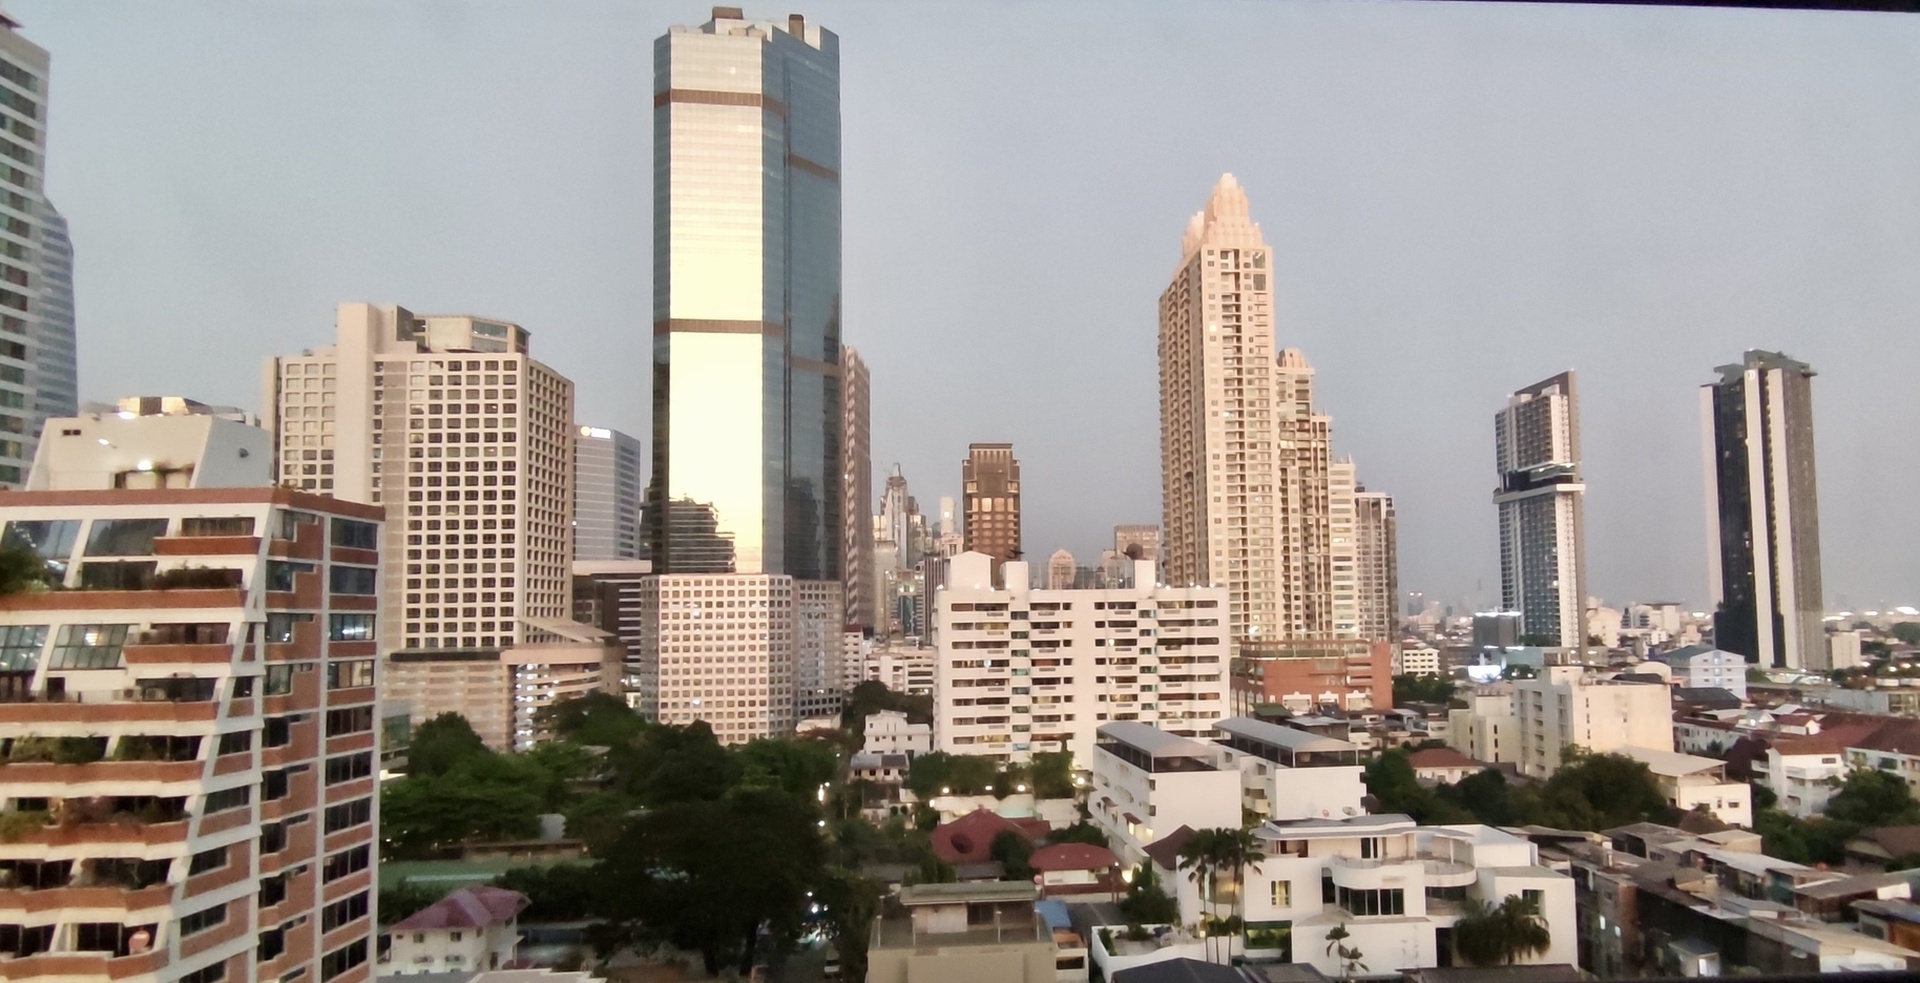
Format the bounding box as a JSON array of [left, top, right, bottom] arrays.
[[1088, 723, 1242, 866], [385, 885, 528, 975], [1618, 746, 1753, 828], [863, 709, 933, 757], [1179, 815, 1578, 974], [1755, 733, 1851, 819], [1652, 645, 1749, 701]]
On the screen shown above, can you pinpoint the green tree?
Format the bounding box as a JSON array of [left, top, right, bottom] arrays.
[[1392, 674, 1457, 705], [378, 883, 445, 925], [1049, 822, 1109, 847], [1891, 622, 1920, 646], [1175, 829, 1221, 959], [734, 737, 838, 803], [1827, 768, 1920, 826], [1452, 894, 1552, 966], [1030, 751, 1076, 798], [991, 829, 1034, 880], [816, 869, 881, 983], [610, 720, 736, 805], [1118, 863, 1180, 924], [603, 786, 825, 977], [1213, 827, 1266, 960], [407, 713, 490, 777], [495, 864, 609, 922], [538, 691, 647, 747], [0, 542, 57, 594], [1437, 769, 1525, 826], [380, 761, 544, 860], [1325, 924, 1367, 979]]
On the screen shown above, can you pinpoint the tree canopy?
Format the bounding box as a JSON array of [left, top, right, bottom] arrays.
[[1365, 747, 1670, 832], [1391, 674, 1457, 705]]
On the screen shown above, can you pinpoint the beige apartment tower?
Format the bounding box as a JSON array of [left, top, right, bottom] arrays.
[[962, 442, 1021, 582], [1353, 487, 1399, 643], [842, 346, 878, 629], [263, 303, 615, 748], [1159, 175, 1345, 657]]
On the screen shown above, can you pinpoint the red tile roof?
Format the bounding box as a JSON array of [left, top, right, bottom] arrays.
[[1407, 748, 1485, 771], [1142, 825, 1197, 871], [930, 808, 1043, 865], [1030, 843, 1120, 873], [391, 885, 528, 932]]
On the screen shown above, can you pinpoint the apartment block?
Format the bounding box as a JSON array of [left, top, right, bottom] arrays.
[[1617, 746, 1753, 827], [1650, 644, 1748, 700], [263, 304, 588, 746], [862, 640, 934, 697], [1087, 723, 1242, 866], [1393, 645, 1440, 677], [383, 625, 621, 752], [1232, 638, 1392, 714], [961, 444, 1020, 584], [1493, 372, 1588, 652], [637, 573, 841, 744], [1352, 488, 1398, 643], [0, 488, 384, 983], [934, 552, 1230, 766], [28, 399, 269, 492], [1511, 666, 1675, 778], [842, 347, 877, 630]]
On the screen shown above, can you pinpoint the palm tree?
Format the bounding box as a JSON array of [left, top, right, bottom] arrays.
[[1452, 894, 1552, 966], [1324, 924, 1366, 980], [1213, 827, 1266, 962], [1177, 829, 1225, 962]]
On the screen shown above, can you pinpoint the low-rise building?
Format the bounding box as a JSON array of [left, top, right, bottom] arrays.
[[1508, 667, 1676, 778], [1087, 723, 1240, 866], [1447, 684, 1519, 766], [1754, 731, 1855, 818], [1650, 645, 1749, 701], [1212, 716, 1366, 824], [1029, 843, 1121, 899], [864, 709, 932, 757], [1616, 746, 1752, 827], [1407, 747, 1489, 786], [1393, 645, 1442, 677], [935, 552, 1229, 767], [385, 622, 623, 752], [866, 882, 1068, 983], [384, 885, 528, 974]]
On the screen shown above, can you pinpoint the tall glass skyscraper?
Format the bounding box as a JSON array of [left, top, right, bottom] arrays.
[[648, 7, 841, 581], [31, 198, 76, 436], [1702, 350, 1823, 670]]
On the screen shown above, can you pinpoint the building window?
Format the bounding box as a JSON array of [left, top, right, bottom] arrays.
[[326, 706, 373, 735], [1271, 880, 1292, 907], [321, 891, 369, 932], [179, 902, 229, 936], [266, 561, 315, 592], [328, 566, 377, 595], [330, 519, 378, 550], [321, 940, 368, 982], [181, 962, 227, 983], [203, 786, 251, 814], [188, 845, 230, 876], [328, 614, 375, 642], [46, 624, 130, 669], [82, 518, 169, 557], [322, 845, 370, 883], [324, 752, 373, 785], [0, 624, 45, 670], [323, 797, 372, 833]]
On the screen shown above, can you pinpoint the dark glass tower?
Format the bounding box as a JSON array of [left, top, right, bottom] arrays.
[[648, 8, 841, 580], [1702, 350, 1823, 669]]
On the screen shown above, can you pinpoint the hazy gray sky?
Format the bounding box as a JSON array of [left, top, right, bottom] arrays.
[[17, 0, 1920, 611]]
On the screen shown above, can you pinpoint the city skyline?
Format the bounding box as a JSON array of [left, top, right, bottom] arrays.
[[16, 1, 1920, 609]]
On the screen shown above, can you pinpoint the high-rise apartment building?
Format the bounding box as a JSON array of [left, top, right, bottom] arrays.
[[647, 6, 840, 581], [878, 466, 916, 571], [934, 552, 1230, 766], [0, 488, 384, 983], [1329, 459, 1359, 637], [1353, 488, 1399, 643], [647, 8, 843, 739], [1159, 176, 1343, 659], [1113, 524, 1159, 564], [961, 443, 1020, 581], [842, 346, 876, 629], [1493, 371, 1587, 652], [30, 199, 75, 436], [0, 17, 49, 486], [572, 424, 642, 561], [263, 304, 603, 748], [1702, 350, 1824, 669]]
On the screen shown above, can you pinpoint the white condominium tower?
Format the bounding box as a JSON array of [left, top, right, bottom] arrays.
[[1159, 175, 1345, 655], [1492, 371, 1587, 652]]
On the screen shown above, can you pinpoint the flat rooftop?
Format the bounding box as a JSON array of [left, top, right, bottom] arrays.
[[1097, 722, 1217, 758], [1216, 715, 1359, 753]]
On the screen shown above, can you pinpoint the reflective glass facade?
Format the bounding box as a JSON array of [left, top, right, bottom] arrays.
[[649, 12, 841, 581]]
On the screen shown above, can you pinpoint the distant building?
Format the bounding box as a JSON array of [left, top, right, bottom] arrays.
[[1353, 488, 1399, 642], [1233, 638, 1393, 714], [0, 18, 48, 487], [1702, 350, 1824, 670], [1393, 644, 1441, 677], [1513, 667, 1675, 777], [962, 443, 1021, 583], [935, 552, 1230, 766], [1113, 524, 1158, 563], [385, 621, 623, 752], [1652, 644, 1749, 700], [571, 424, 642, 561], [1493, 371, 1588, 652], [867, 882, 1072, 983], [1047, 549, 1076, 590], [571, 559, 652, 713], [30, 199, 77, 439], [1617, 746, 1753, 827], [863, 710, 932, 757], [843, 346, 878, 628], [28, 397, 269, 490]]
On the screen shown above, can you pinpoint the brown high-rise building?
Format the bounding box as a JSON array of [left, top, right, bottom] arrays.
[[962, 443, 1021, 582]]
